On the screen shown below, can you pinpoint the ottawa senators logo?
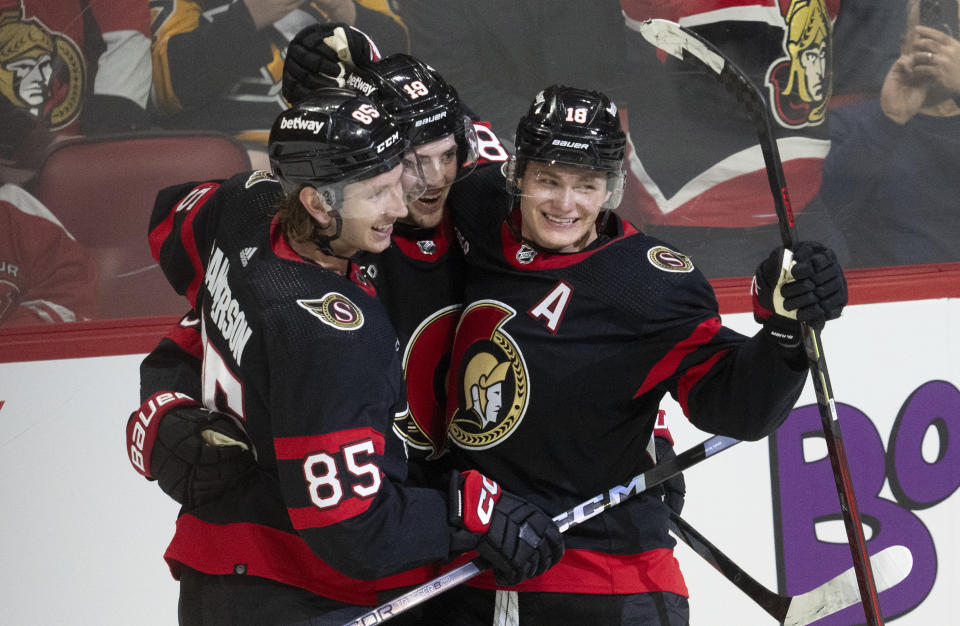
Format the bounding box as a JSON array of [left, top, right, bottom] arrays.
[[647, 246, 694, 273], [297, 293, 364, 330], [0, 3, 85, 130], [765, 0, 833, 128], [393, 304, 462, 457], [446, 300, 529, 450]]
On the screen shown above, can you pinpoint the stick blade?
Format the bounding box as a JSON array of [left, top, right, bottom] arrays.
[[783, 545, 913, 626], [636, 19, 725, 75]]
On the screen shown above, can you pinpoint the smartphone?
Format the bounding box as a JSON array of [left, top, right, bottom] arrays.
[[919, 0, 959, 38]]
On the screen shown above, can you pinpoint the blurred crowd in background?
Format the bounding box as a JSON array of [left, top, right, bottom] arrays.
[[1, 0, 957, 326]]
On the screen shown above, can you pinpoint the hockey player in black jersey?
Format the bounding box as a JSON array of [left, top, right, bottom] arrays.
[[127, 90, 562, 625], [431, 85, 848, 625]]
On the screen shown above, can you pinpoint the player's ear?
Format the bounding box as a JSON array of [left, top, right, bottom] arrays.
[[300, 186, 335, 226]]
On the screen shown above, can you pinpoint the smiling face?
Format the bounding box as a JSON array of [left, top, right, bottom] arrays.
[[517, 160, 611, 253], [333, 162, 410, 255], [404, 134, 458, 228]]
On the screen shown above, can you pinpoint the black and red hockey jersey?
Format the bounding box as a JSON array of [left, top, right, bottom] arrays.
[[143, 170, 460, 602], [441, 165, 806, 594], [362, 212, 466, 458]]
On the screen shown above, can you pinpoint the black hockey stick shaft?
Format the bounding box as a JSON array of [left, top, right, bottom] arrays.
[[342, 434, 741, 625], [637, 20, 883, 626], [669, 514, 912, 625], [669, 512, 790, 621]]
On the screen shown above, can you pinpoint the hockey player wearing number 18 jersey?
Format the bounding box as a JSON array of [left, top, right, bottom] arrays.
[[435, 85, 848, 625]]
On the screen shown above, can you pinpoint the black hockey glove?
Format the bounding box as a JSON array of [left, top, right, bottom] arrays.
[[282, 23, 376, 103], [150, 407, 256, 507], [752, 241, 848, 349], [654, 436, 686, 515], [448, 470, 564, 586]]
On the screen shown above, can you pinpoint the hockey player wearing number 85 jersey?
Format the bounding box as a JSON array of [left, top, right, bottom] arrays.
[[132, 89, 562, 625], [433, 85, 848, 625]]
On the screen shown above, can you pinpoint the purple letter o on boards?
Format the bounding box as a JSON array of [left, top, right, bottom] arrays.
[[770, 381, 960, 623]]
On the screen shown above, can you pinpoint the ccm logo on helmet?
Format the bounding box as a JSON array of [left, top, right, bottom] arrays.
[[280, 116, 326, 135], [551, 139, 589, 149], [376, 131, 401, 153]]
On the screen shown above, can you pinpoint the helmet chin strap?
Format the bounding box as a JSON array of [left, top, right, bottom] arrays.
[[308, 210, 362, 261]]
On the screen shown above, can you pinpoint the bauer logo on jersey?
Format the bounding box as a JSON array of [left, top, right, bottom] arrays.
[[447, 301, 529, 451], [297, 293, 364, 331], [647, 246, 694, 273]]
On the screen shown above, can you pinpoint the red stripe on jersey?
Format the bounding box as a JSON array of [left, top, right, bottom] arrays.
[[163, 514, 379, 604], [500, 212, 642, 270], [168, 311, 202, 358], [391, 213, 454, 262], [676, 348, 730, 416], [287, 495, 376, 529], [273, 427, 384, 459], [148, 182, 218, 306], [456, 547, 688, 595], [270, 214, 305, 263], [634, 317, 723, 398]]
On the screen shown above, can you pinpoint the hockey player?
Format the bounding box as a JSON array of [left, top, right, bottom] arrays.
[[129, 89, 563, 624], [128, 48, 502, 500], [432, 85, 848, 625]]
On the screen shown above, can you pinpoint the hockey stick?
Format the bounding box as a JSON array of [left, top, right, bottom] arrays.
[[342, 434, 740, 625], [637, 19, 884, 625], [669, 513, 912, 625]]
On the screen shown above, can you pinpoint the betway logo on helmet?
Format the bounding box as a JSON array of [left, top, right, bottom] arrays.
[[415, 111, 447, 127], [376, 131, 401, 153], [280, 115, 325, 135], [346, 73, 377, 97], [551, 139, 589, 149]]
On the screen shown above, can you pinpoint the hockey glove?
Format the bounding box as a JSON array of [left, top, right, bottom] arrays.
[[752, 241, 848, 349], [282, 23, 378, 103], [448, 470, 564, 586], [654, 435, 686, 515], [127, 393, 255, 507]]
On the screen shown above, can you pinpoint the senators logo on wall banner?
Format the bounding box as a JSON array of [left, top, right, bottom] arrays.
[[297, 293, 363, 331], [765, 0, 833, 129], [446, 300, 529, 451], [0, 3, 85, 130]]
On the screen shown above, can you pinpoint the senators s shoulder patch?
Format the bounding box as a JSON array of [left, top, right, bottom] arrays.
[[297, 293, 364, 330], [647, 246, 694, 273]]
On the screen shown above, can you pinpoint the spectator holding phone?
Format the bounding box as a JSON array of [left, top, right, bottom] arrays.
[[817, 0, 960, 267]]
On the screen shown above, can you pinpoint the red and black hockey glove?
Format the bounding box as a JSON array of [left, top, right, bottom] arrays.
[[282, 23, 378, 104], [127, 393, 255, 507], [752, 241, 848, 349], [654, 435, 686, 515], [448, 470, 564, 586]]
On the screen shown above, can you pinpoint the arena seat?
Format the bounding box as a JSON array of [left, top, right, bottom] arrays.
[[32, 132, 251, 319]]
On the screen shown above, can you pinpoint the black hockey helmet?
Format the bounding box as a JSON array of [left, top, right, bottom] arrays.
[[344, 54, 479, 176], [508, 85, 626, 208], [268, 87, 413, 196]]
